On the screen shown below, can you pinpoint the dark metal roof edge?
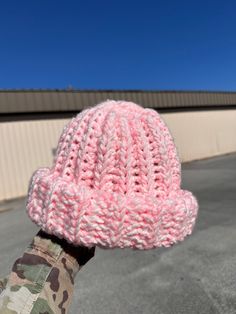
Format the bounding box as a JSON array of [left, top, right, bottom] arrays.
[[1, 89, 236, 94], [1, 104, 236, 122]]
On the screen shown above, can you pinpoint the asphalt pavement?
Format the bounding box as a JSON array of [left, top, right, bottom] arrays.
[[0, 153, 236, 314]]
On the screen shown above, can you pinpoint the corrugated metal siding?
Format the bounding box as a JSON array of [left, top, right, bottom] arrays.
[[0, 119, 70, 200], [1, 110, 236, 201], [1, 90, 236, 114]]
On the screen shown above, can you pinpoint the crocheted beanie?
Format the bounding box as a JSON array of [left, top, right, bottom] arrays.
[[26, 100, 198, 250]]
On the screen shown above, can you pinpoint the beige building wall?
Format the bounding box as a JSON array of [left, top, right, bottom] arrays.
[[0, 109, 236, 201], [0, 119, 69, 201], [162, 110, 236, 162]]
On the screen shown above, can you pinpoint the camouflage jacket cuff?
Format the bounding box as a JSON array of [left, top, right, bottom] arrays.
[[0, 231, 81, 313], [36, 230, 96, 267]]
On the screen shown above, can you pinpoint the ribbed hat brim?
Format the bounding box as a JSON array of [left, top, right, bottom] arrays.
[[26, 167, 198, 250]]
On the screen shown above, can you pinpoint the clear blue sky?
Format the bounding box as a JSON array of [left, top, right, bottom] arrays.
[[0, 0, 236, 91]]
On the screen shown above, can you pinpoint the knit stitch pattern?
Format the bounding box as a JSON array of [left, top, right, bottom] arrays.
[[26, 100, 198, 250]]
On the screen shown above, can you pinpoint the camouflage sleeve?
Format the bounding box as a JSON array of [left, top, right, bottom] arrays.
[[0, 230, 95, 314], [0, 279, 8, 295]]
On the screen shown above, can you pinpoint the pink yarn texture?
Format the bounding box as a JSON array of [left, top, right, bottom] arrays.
[[26, 100, 198, 250]]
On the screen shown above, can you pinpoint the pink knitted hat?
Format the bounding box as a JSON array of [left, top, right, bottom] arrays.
[[26, 100, 198, 250]]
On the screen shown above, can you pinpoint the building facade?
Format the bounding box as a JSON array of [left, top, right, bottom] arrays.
[[1, 90, 236, 201]]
